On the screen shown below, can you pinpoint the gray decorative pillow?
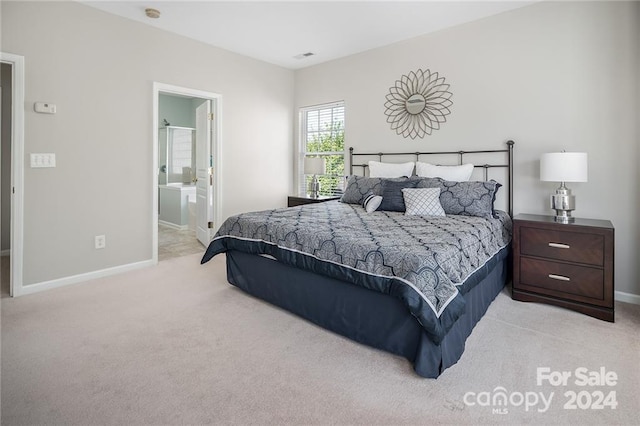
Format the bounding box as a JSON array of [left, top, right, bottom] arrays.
[[378, 179, 418, 212], [412, 176, 441, 187], [417, 178, 501, 218], [340, 176, 410, 205], [340, 176, 383, 204]]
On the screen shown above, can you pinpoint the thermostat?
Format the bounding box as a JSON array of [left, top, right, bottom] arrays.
[[34, 102, 57, 114]]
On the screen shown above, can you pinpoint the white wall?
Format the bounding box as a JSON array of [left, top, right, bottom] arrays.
[[295, 1, 639, 298], [2, 1, 294, 286], [159, 94, 196, 129]]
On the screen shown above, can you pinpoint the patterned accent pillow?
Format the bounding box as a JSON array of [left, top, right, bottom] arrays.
[[416, 178, 501, 218], [402, 188, 446, 216], [362, 192, 383, 213], [378, 179, 418, 212], [340, 176, 383, 204]]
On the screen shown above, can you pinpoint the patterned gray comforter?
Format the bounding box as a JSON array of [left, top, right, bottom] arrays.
[[202, 201, 511, 342]]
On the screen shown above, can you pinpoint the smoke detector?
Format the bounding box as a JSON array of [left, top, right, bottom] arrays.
[[145, 8, 161, 19]]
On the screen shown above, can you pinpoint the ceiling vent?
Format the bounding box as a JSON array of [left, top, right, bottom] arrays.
[[145, 8, 161, 19], [293, 52, 315, 60]]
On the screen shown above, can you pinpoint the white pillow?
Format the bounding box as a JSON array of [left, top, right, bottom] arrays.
[[368, 161, 414, 178], [415, 162, 474, 181], [362, 193, 383, 213], [402, 188, 446, 216]]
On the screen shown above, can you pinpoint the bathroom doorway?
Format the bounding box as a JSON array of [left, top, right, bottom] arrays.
[[152, 83, 221, 263]]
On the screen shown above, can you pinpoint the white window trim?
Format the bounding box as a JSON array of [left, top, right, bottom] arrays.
[[297, 101, 345, 197]]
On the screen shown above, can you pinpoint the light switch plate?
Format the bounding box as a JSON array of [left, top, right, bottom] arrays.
[[30, 153, 56, 168]]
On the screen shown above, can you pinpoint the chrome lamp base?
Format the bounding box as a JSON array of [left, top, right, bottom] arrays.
[[550, 183, 576, 223], [309, 175, 320, 198]]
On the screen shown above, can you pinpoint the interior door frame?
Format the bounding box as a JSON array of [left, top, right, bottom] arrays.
[[1, 52, 25, 297], [152, 82, 222, 263]]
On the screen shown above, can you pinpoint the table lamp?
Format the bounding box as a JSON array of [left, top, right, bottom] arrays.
[[304, 157, 326, 198], [540, 152, 588, 223]]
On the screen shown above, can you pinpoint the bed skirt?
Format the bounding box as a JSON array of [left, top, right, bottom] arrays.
[[225, 246, 509, 378]]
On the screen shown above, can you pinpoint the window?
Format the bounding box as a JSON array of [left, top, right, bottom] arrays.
[[298, 102, 345, 196], [168, 128, 194, 183]]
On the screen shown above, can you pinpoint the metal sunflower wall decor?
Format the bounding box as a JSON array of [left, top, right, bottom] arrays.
[[384, 68, 453, 139]]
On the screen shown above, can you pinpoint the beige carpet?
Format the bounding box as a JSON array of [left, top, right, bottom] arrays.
[[1, 253, 639, 425]]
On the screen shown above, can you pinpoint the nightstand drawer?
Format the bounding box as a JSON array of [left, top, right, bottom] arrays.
[[520, 227, 604, 266], [519, 257, 604, 301]]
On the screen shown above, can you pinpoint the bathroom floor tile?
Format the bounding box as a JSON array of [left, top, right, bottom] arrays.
[[158, 224, 204, 262]]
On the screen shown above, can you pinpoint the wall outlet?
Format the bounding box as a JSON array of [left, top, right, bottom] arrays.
[[94, 235, 106, 249]]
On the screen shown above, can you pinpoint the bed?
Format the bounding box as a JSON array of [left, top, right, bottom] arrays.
[[201, 141, 515, 378]]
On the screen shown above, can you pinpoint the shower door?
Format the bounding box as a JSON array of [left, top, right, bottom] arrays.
[[159, 126, 195, 185]]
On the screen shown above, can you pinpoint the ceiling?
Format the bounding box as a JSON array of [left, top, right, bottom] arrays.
[[81, 1, 536, 70]]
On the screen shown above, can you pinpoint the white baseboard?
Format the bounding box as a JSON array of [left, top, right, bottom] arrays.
[[615, 290, 640, 305], [17, 259, 156, 297]]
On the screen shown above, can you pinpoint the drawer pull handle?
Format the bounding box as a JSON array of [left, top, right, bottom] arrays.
[[548, 274, 571, 282], [548, 242, 570, 249]]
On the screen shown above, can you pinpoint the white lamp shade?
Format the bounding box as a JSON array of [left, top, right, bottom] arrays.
[[304, 157, 326, 175], [540, 152, 588, 183]]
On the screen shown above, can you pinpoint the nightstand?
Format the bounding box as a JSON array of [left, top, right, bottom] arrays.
[[512, 214, 614, 322], [287, 195, 341, 207]]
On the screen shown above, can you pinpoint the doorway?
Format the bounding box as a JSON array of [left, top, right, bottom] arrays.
[[152, 83, 221, 263], [1, 63, 11, 296], [1, 52, 25, 297]]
